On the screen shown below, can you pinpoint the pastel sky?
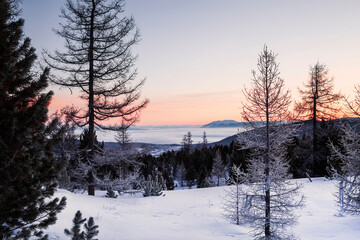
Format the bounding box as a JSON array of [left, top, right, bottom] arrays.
[[22, 0, 360, 125]]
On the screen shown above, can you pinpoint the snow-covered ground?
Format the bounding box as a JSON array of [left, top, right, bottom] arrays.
[[46, 178, 360, 239]]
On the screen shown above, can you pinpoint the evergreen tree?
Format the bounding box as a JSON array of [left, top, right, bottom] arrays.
[[0, 1, 66, 238], [84, 217, 99, 240], [202, 131, 208, 148], [142, 169, 165, 197], [181, 131, 193, 152], [64, 211, 86, 240]]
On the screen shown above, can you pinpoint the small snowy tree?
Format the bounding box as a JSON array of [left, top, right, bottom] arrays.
[[64, 211, 86, 240], [65, 211, 99, 240], [84, 217, 99, 240], [329, 123, 360, 215], [142, 169, 165, 197], [223, 165, 243, 225], [212, 149, 226, 186], [105, 185, 118, 199]]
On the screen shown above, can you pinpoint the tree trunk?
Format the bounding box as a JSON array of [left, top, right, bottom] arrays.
[[87, 170, 95, 196], [87, 0, 96, 196], [265, 58, 271, 238], [312, 67, 318, 169]]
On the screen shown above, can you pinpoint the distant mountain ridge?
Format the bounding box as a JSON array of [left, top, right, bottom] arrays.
[[202, 120, 244, 128], [209, 117, 360, 146]]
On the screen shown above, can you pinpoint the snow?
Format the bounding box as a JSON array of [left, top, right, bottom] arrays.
[[45, 178, 360, 240]]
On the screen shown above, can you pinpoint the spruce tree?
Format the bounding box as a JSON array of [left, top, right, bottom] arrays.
[[0, 0, 66, 238], [84, 217, 99, 240], [64, 211, 86, 240]]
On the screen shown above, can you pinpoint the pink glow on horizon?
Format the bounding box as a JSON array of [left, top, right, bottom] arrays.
[[49, 90, 244, 126]]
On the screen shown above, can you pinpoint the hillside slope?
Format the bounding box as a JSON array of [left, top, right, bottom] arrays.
[[45, 178, 360, 240]]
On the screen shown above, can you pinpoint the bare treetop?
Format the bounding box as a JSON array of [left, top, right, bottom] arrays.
[[44, 0, 149, 196], [44, 0, 149, 131], [295, 62, 341, 121], [242, 46, 291, 125]]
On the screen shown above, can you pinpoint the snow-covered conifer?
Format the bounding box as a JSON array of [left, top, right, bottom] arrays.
[[143, 170, 165, 197], [84, 217, 99, 240], [329, 122, 360, 215], [64, 211, 86, 240]]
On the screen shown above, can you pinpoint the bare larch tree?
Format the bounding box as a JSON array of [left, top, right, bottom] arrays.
[[345, 84, 360, 117], [295, 62, 341, 170], [44, 0, 149, 195], [238, 45, 304, 239]]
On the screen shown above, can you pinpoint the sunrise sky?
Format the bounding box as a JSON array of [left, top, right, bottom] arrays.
[[22, 0, 360, 125]]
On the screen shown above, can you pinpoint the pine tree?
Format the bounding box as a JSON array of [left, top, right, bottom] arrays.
[[64, 211, 86, 240], [84, 217, 99, 240], [0, 1, 66, 238]]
